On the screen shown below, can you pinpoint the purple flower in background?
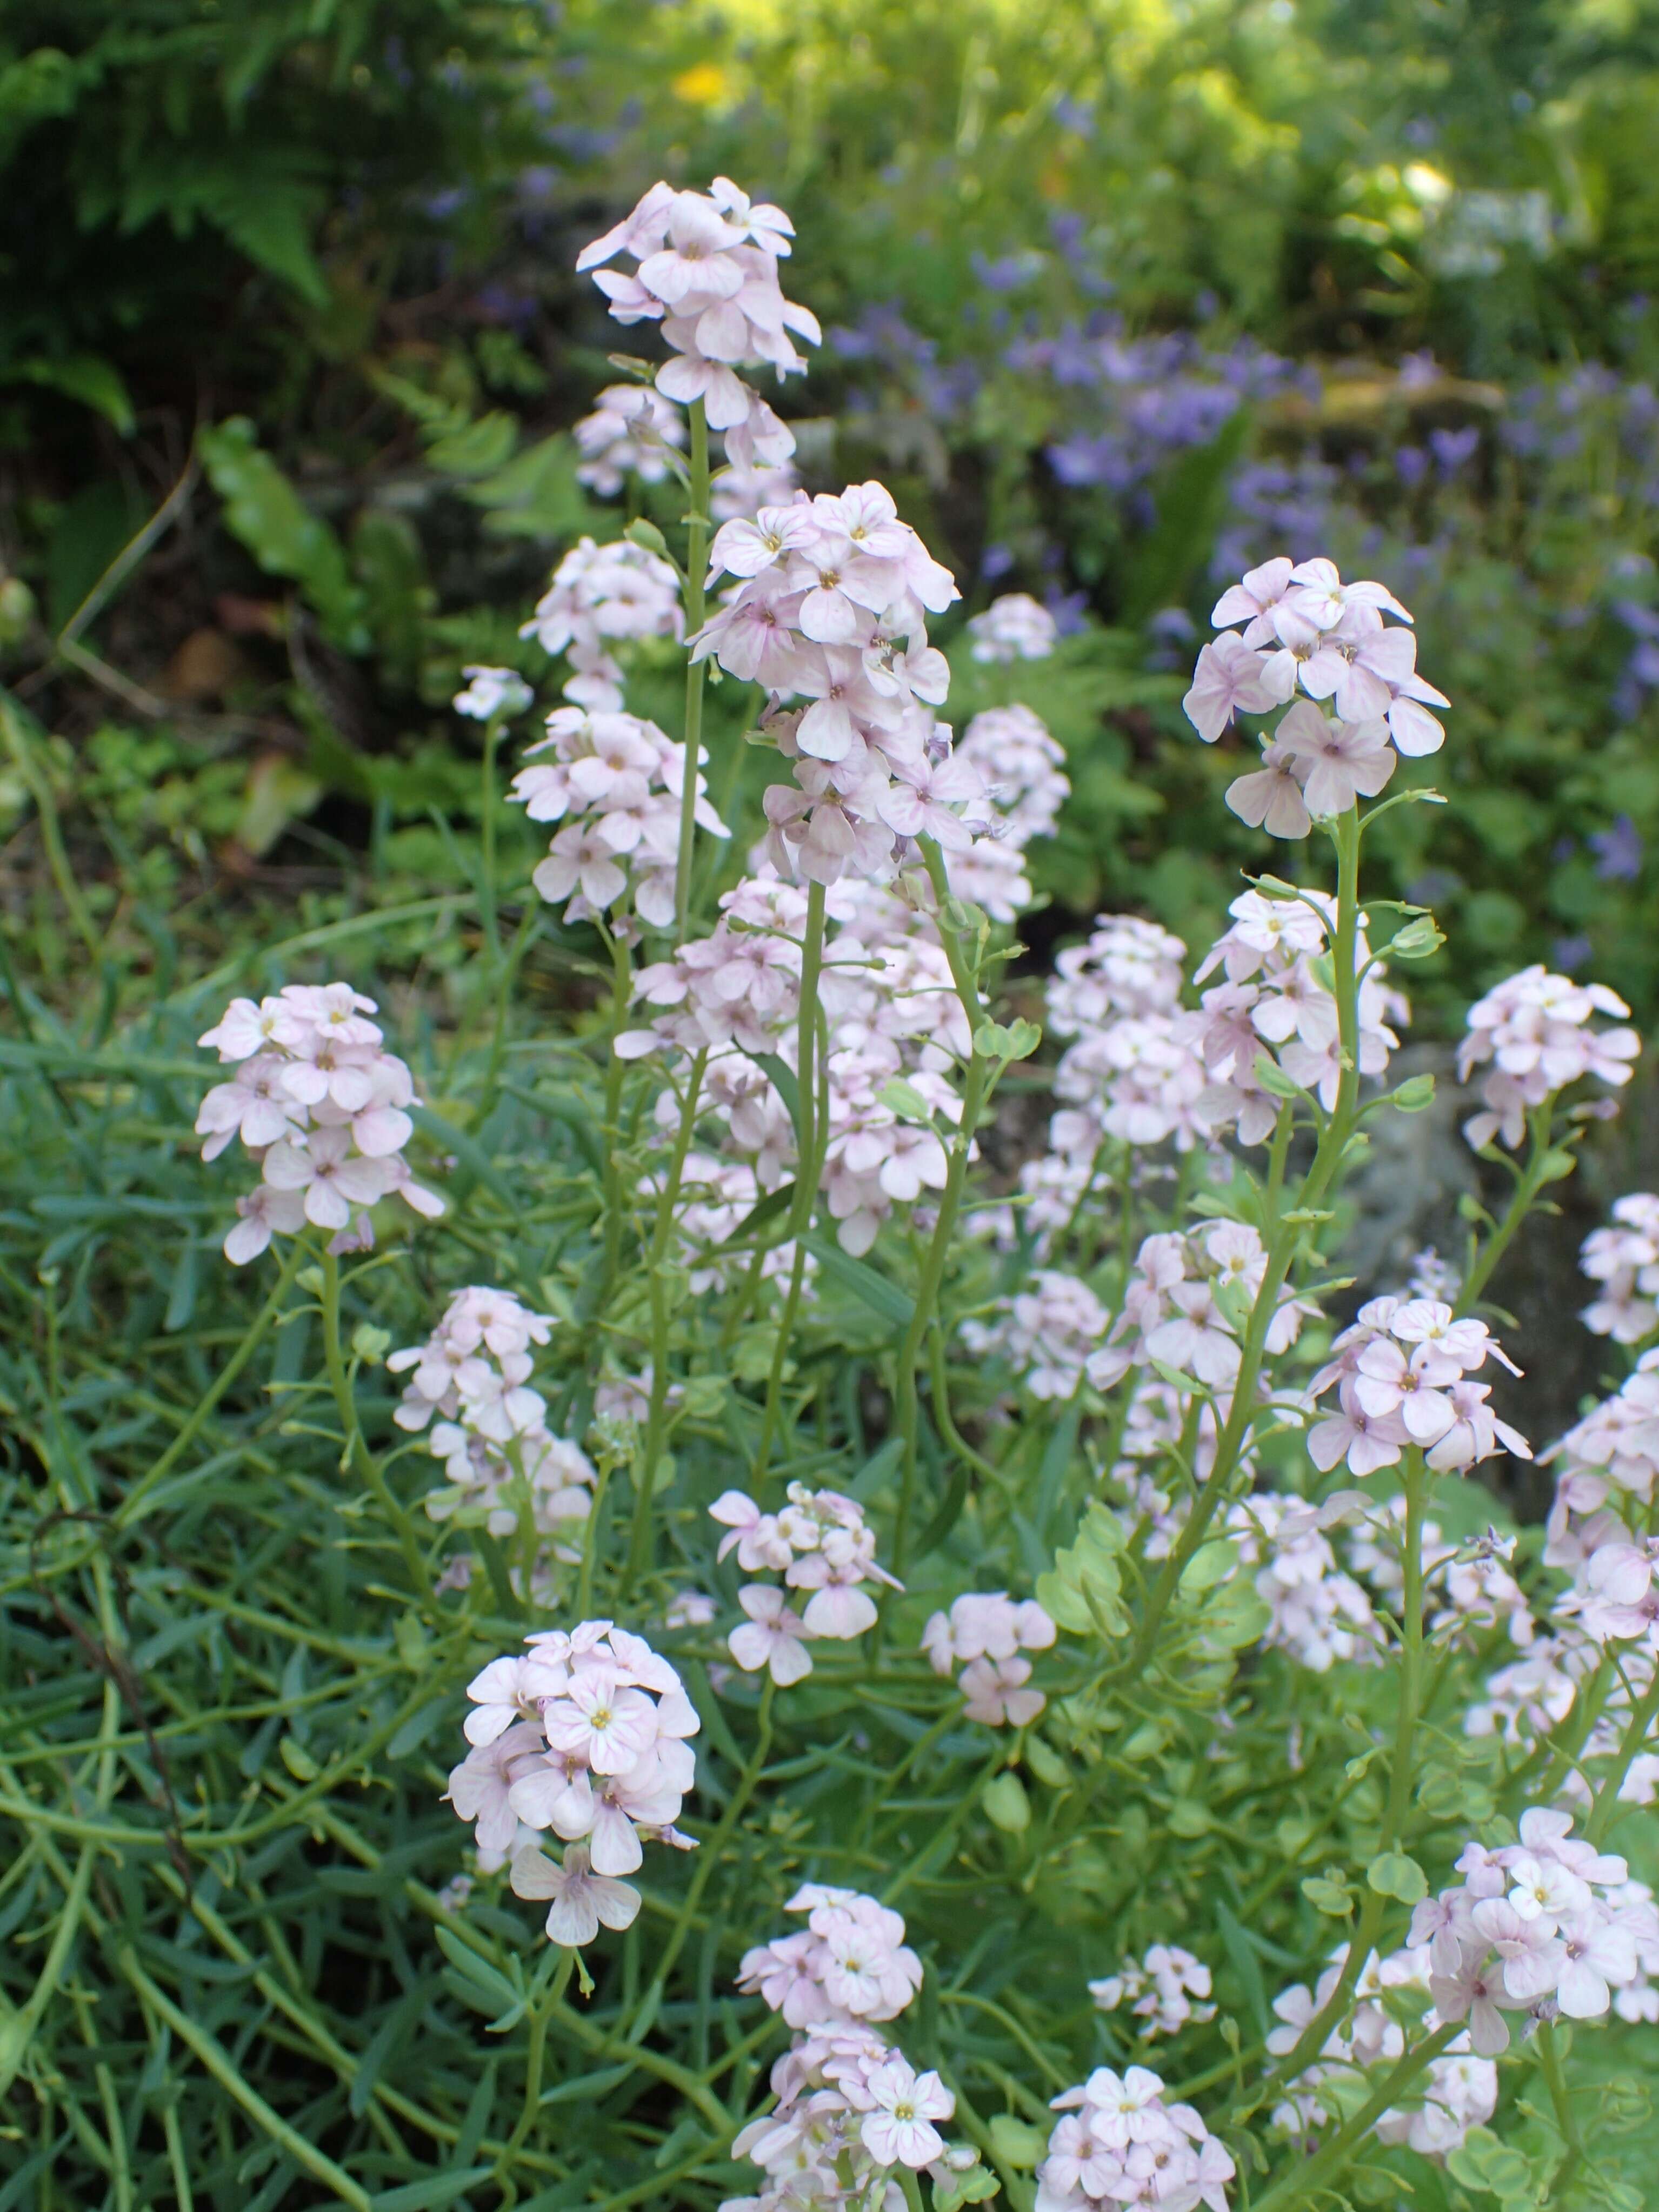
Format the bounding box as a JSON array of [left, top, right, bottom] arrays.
[[1053, 96, 1095, 136], [1430, 426, 1481, 477], [1589, 816, 1644, 882], [1554, 935, 1594, 973], [473, 283, 538, 333], [1044, 588, 1089, 636], [1396, 446, 1429, 488], [982, 543, 1016, 582], [972, 251, 1044, 294], [1398, 351, 1440, 391]]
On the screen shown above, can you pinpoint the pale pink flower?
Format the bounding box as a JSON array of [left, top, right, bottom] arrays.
[[510, 1842, 640, 1947], [728, 1585, 814, 1684], [859, 2056, 954, 2168]]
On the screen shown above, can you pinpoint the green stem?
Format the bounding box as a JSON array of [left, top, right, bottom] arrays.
[[1123, 808, 1363, 1677], [1458, 1102, 1560, 1313], [599, 928, 635, 1301], [894, 1051, 988, 1576], [116, 1949, 374, 2211], [674, 398, 711, 944], [624, 1049, 709, 1592], [1584, 1661, 1659, 1845], [118, 1234, 308, 1524], [479, 707, 505, 972], [754, 883, 828, 1484], [637, 1677, 775, 2017], [1, 692, 103, 962], [1535, 2022, 1585, 2195], [318, 1247, 431, 1597], [1249, 2024, 1460, 2212]]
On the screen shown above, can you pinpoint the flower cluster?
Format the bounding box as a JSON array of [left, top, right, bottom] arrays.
[[1456, 965, 1640, 1152], [519, 536, 684, 712], [1088, 1947, 1217, 2041], [577, 177, 818, 459], [446, 1621, 699, 1945], [1183, 889, 1408, 1143], [1223, 1494, 1381, 1673], [388, 1287, 594, 1556], [1092, 1221, 1318, 1394], [196, 984, 443, 1263], [1035, 2064, 1234, 2212], [572, 384, 686, 497], [453, 666, 532, 721], [1305, 1296, 1530, 1478], [1408, 1807, 1657, 2052], [1183, 555, 1449, 839], [967, 591, 1059, 662], [921, 1591, 1056, 1726], [737, 1885, 924, 2029], [621, 872, 977, 1257], [1268, 1943, 1496, 2158], [960, 1271, 1113, 1400], [692, 483, 973, 887], [712, 1484, 902, 1683], [949, 701, 1069, 921], [728, 1886, 991, 2209], [509, 703, 727, 932], [1580, 1192, 1659, 1344]]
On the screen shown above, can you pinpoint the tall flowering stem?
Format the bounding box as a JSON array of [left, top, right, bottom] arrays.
[[1122, 809, 1365, 1678], [674, 399, 710, 944], [317, 1247, 431, 1598], [753, 880, 828, 1485], [625, 1047, 710, 1590]]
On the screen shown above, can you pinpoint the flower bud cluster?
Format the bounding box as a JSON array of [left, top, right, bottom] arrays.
[[1407, 1808, 1658, 2053], [1183, 555, 1449, 841], [1580, 1192, 1659, 1344], [519, 536, 684, 712], [1307, 1297, 1529, 1478], [1268, 1942, 1496, 2159], [509, 702, 727, 932], [1088, 1946, 1217, 2041], [1456, 964, 1640, 1152], [921, 1591, 1056, 1726], [711, 1484, 902, 1683], [197, 984, 443, 1263], [967, 591, 1059, 663], [572, 384, 685, 497], [1184, 890, 1408, 1143], [388, 1288, 594, 1554], [447, 1620, 699, 1946], [1035, 2064, 1235, 2212], [578, 177, 818, 457]]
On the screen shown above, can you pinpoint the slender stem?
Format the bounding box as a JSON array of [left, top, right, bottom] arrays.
[[1457, 1102, 1559, 1313], [894, 1051, 988, 1575], [1585, 1661, 1659, 1845], [1535, 2022, 1585, 2195], [479, 708, 505, 973], [1123, 808, 1363, 1676], [754, 884, 828, 1484], [318, 1247, 431, 1597], [1383, 1449, 1428, 1848], [118, 1234, 308, 1524], [674, 398, 711, 944], [1248, 2024, 1460, 2212], [496, 1953, 574, 2181], [2, 693, 103, 962], [625, 1049, 709, 1591], [600, 929, 635, 1301], [638, 1677, 775, 2013]]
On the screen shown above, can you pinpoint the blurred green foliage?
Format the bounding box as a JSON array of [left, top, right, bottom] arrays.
[[9, 0, 1659, 1019]]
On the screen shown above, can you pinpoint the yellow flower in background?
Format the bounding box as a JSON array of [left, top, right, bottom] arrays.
[[672, 62, 728, 107]]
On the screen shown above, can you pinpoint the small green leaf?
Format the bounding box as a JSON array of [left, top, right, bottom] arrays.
[[1389, 1074, 1436, 1112], [982, 1771, 1031, 1833], [1368, 1851, 1427, 1903], [1302, 1875, 1355, 1917], [988, 2116, 1047, 2169]]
